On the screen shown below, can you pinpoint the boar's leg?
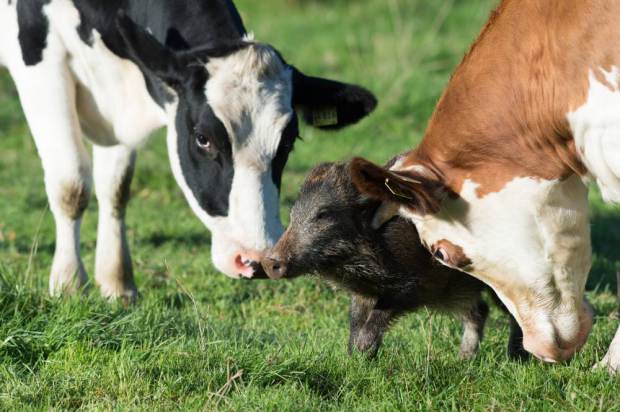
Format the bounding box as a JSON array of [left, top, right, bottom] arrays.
[[507, 315, 530, 361], [459, 300, 489, 359], [349, 294, 399, 359], [348, 294, 377, 355]]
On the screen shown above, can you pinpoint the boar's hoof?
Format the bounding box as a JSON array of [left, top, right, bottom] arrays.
[[353, 329, 382, 359]]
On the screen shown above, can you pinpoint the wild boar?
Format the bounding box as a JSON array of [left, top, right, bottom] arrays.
[[263, 161, 526, 360]]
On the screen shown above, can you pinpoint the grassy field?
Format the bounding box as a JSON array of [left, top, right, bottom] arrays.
[[1, 0, 620, 410]]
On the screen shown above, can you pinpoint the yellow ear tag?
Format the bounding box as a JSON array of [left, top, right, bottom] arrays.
[[384, 177, 421, 200], [312, 107, 338, 127]]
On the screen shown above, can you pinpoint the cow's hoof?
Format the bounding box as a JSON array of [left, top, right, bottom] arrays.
[[49, 264, 89, 297], [593, 357, 620, 375], [98, 281, 139, 305]]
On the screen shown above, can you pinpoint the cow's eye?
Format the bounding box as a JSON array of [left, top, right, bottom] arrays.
[[434, 247, 448, 262], [195, 133, 216, 155]]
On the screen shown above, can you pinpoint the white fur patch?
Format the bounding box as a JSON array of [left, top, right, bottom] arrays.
[[400, 174, 591, 356], [568, 67, 620, 202], [200, 44, 291, 275], [45, 0, 166, 147], [568, 66, 620, 373]]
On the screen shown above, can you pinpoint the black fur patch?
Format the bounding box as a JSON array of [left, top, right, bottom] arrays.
[[72, 0, 245, 54], [271, 113, 299, 189], [16, 0, 51, 66], [175, 74, 234, 217]]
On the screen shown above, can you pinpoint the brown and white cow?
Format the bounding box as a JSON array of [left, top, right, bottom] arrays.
[[350, 0, 620, 370]]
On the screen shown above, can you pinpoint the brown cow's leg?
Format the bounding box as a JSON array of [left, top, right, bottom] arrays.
[[595, 326, 620, 374]]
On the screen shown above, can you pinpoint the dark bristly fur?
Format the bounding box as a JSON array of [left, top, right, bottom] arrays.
[[263, 161, 527, 360]]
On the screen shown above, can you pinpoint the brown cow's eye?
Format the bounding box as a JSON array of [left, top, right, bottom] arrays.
[[434, 248, 448, 262]]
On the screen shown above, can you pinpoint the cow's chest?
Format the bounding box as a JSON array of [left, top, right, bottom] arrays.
[[47, 1, 166, 147], [568, 68, 620, 203]]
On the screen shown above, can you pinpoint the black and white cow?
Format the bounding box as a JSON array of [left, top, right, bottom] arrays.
[[0, 0, 376, 299]]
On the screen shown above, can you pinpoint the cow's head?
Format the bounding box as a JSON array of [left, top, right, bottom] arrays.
[[350, 156, 594, 363], [116, 15, 376, 279]]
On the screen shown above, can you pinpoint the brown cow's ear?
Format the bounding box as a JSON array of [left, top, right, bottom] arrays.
[[349, 157, 445, 216]]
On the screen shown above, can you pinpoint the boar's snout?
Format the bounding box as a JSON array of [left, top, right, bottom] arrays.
[[262, 252, 288, 280]]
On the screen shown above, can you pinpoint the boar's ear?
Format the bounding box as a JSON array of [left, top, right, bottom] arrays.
[[349, 157, 445, 216]]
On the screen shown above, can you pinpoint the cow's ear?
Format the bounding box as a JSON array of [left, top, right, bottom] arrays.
[[116, 12, 187, 88], [291, 67, 377, 130], [349, 157, 445, 216], [165, 28, 191, 51]]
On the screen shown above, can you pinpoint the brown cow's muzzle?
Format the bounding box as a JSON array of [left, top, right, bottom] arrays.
[[521, 298, 594, 363]]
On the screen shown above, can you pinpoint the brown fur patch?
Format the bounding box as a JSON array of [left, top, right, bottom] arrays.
[[385, 0, 620, 199], [113, 165, 135, 217], [432, 239, 472, 269], [60, 181, 90, 220]]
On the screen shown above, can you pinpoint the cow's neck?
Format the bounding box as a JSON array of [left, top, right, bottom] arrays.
[[58, 0, 247, 146], [410, 0, 620, 196], [72, 0, 246, 109], [75, 0, 245, 52]]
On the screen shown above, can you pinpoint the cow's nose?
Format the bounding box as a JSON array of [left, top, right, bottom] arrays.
[[234, 252, 268, 279], [262, 256, 287, 280]]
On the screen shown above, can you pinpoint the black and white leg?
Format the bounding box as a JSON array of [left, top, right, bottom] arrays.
[[93, 144, 138, 300], [12, 51, 91, 295]]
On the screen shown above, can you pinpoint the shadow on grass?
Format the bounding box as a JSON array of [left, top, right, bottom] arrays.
[[140, 232, 211, 248], [250, 359, 347, 401], [588, 213, 620, 292]]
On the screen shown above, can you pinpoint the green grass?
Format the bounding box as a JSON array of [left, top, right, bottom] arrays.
[[1, 0, 619, 410]]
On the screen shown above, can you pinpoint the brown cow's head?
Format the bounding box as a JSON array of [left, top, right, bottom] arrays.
[[350, 156, 593, 363]]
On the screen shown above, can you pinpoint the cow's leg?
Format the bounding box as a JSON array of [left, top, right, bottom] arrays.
[[459, 299, 489, 359], [595, 326, 620, 374], [93, 144, 138, 301], [11, 61, 91, 295]]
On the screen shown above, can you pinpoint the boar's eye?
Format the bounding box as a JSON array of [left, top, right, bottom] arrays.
[[315, 209, 333, 221]]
